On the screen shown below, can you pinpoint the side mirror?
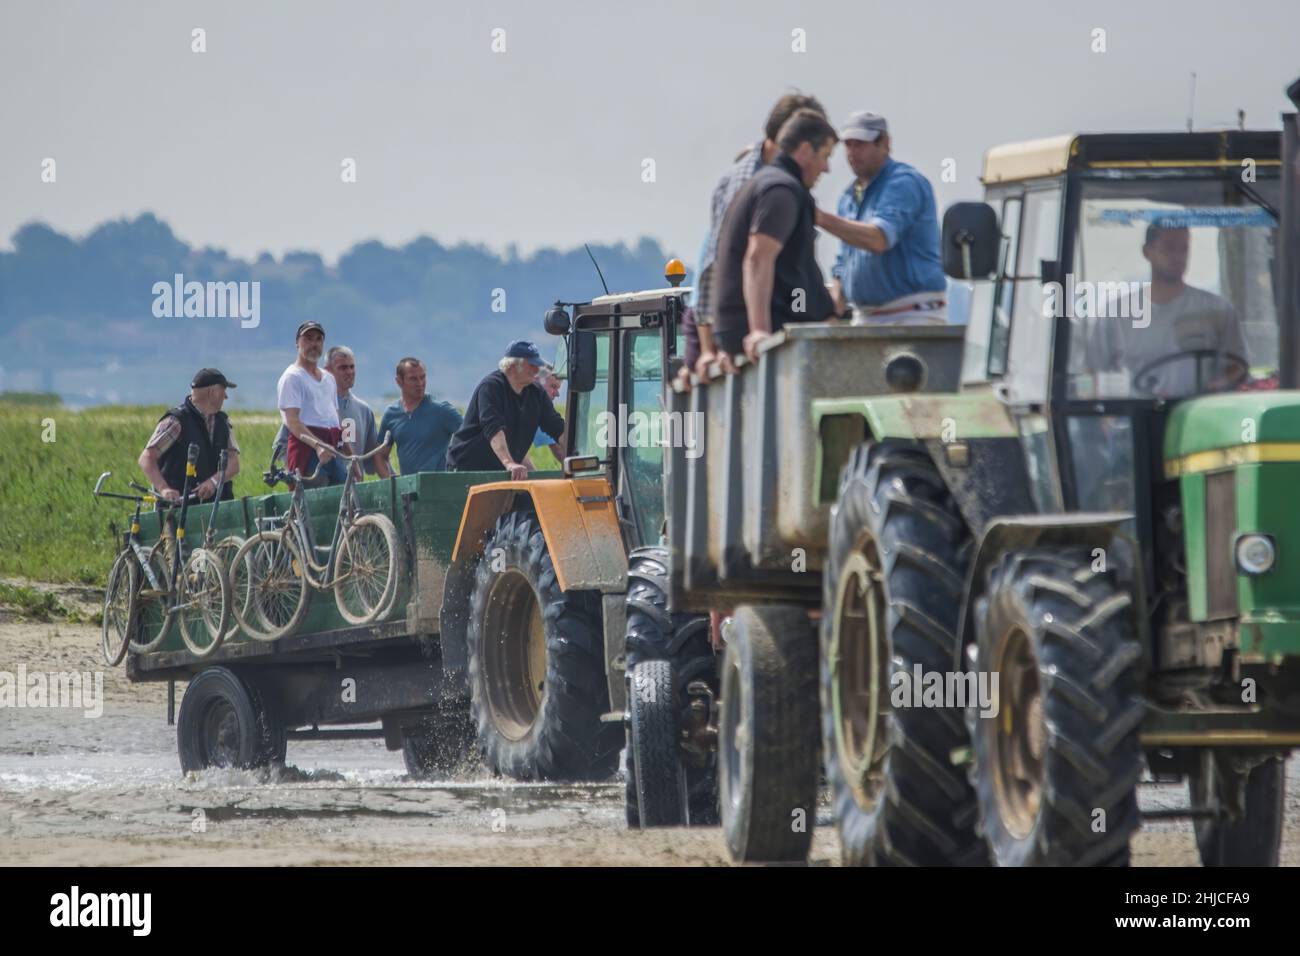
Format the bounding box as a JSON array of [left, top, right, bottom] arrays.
[[942, 202, 999, 279], [570, 330, 597, 393]]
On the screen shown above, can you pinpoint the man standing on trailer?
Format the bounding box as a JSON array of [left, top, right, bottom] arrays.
[[817, 111, 948, 325], [277, 321, 349, 486], [139, 368, 242, 503], [711, 108, 840, 365], [684, 92, 829, 385]]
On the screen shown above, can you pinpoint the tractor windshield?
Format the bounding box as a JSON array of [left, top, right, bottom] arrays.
[[1066, 174, 1281, 401]]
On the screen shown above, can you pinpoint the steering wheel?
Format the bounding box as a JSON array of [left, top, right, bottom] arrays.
[[1131, 349, 1249, 397]]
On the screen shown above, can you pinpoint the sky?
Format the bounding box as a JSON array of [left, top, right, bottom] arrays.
[[2, 0, 1299, 269]]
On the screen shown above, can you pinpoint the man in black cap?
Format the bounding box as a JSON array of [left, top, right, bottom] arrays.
[[138, 368, 241, 502], [446, 340, 566, 478]]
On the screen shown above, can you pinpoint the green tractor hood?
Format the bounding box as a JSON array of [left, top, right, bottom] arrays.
[[1163, 391, 1300, 478]]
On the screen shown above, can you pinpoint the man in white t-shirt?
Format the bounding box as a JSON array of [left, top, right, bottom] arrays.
[[277, 320, 348, 484]]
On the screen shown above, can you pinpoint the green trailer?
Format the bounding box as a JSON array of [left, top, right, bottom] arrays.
[[124, 469, 576, 778]]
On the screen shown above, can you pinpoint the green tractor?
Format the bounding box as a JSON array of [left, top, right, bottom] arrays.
[[813, 100, 1300, 864]]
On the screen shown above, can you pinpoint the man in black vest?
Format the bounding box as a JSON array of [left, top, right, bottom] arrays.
[[712, 108, 839, 367], [138, 368, 242, 502]]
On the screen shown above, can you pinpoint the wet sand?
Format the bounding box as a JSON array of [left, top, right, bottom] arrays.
[[2, 618, 1297, 866]]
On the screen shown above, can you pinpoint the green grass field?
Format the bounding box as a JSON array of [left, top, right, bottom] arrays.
[[0, 401, 558, 585]]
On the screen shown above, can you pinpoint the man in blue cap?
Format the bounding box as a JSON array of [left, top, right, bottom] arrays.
[[446, 341, 567, 478]]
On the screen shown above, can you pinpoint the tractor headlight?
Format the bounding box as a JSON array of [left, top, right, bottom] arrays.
[[1235, 533, 1276, 575]]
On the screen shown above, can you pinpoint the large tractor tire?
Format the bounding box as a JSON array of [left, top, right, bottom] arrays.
[[402, 698, 479, 779], [177, 667, 286, 773], [969, 547, 1145, 866], [718, 604, 819, 863], [821, 441, 986, 866], [467, 510, 621, 781], [623, 546, 718, 828], [1189, 752, 1285, 866]]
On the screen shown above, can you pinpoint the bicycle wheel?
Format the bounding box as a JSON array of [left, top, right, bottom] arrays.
[[233, 530, 311, 642], [101, 551, 138, 666], [179, 548, 232, 658], [211, 535, 247, 640], [333, 513, 402, 625], [131, 540, 175, 653]]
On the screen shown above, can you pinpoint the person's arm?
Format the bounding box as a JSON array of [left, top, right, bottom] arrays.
[[375, 410, 395, 478], [830, 277, 847, 316], [540, 399, 567, 455], [740, 233, 783, 361], [694, 323, 719, 379], [816, 206, 889, 253], [490, 430, 528, 480], [138, 447, 175, 501], [282, 407, 336, 463], [138, 417, 181, 500]]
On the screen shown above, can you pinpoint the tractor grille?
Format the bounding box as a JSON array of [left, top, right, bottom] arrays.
[[1204, 470, 1238, 619]]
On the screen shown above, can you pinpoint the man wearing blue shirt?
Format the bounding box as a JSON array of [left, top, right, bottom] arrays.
[[377, 357, 463, 474], [816, 112, 948, 325]]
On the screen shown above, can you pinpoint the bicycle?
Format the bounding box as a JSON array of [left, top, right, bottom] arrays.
[[95, 444, 233, 665], [229, 436, 401, 642]]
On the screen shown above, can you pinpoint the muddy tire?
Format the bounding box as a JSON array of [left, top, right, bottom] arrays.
[[970, 547, 1144, 866], [467, 510, 621, 781], [719, 604, 819, 863], [821, 441, 986, 866], [177, 667, 285, 773], [1190, 753, 1285, 866], [402, 698, 478, 779], [623, 546, 718, 827], [628, 660, 689, 826]]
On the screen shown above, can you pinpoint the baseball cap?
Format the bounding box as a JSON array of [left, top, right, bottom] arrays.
[[192, 368, 236, 389], [296, 320, 326, 338], [505, 340, 545, 367], [839, 111, 888, 143]]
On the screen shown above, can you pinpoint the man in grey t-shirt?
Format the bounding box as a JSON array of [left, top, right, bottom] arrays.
[[1084, 226, 1247, 398]]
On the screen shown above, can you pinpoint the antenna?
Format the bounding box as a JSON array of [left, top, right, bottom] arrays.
[[585, 243, 610, 296], [1186, 71, 1197, 132]]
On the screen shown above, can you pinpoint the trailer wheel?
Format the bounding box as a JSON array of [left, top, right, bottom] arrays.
[[402, 699, 478, 779], [1189, 752, 1285, 866], [623, 546, 718, 828], [821, 441, 987, 865], [718, 604, 819, 863], [468, 510, 621, 781], [177, 667, 285, 773], [969, 547, 1144, 866], [628, 660, 689, 826]]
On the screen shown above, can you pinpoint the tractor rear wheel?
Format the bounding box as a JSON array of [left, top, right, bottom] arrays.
[[468, 510, 621, 781], [821, 441, 986, 866]]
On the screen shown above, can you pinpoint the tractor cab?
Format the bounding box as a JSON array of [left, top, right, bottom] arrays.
[[543, 261, 690, 550], [946, 130, 1300, 679]]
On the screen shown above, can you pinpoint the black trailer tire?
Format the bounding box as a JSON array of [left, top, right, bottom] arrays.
[[177, 666, 285, 773], [1190, 753, 1285, 866], [821, 441, 987, 866], [623, 546, 718, 827], [402, 698, 478, 779], [719, 604, 819, 863], [467, 510, 621, 781], [628, 660, 689, 826], [969, 547, 1145, 866]]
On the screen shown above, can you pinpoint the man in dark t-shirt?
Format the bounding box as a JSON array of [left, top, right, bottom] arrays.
[[446, 340, 567, 478], [712, 108, 839, 364]]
